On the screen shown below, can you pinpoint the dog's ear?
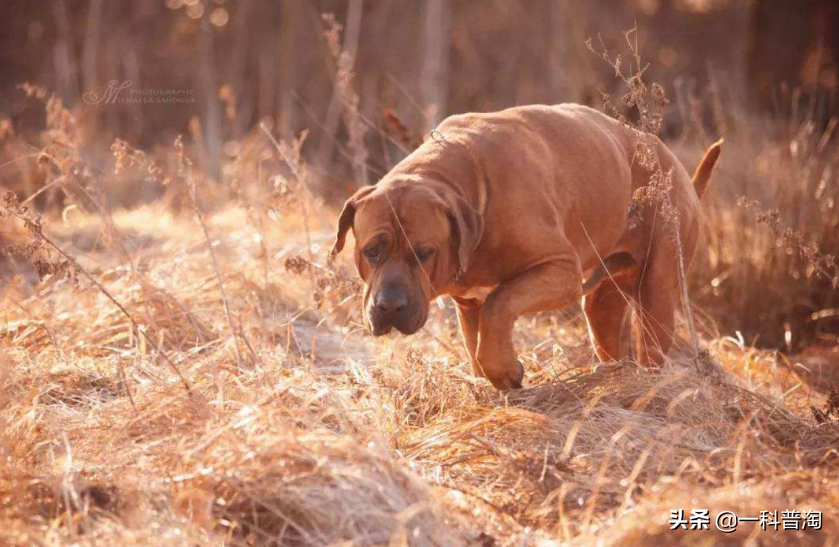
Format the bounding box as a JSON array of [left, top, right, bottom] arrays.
[[331, 185, 375, 257], [445, 193, 484, 275]]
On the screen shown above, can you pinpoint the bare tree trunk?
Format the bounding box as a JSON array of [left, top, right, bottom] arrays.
[[259, 48, 275, 125], [548, 0, 568, 102], [124, 38, 143, 144], [81, 0, 103, 91], [421, 0, 451, 131], [229, 0, 253, 137], [277, 0, 299, 135], [199, 15, 223, 181], [316, 0, 364, 177], [81, 0, 103, 136], [747, 0, 839, 120], [52, 1, 78, 105]]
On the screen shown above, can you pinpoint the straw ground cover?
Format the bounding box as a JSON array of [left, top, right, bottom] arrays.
[[2, 171, 839, 546], [2, 29, 839, 547]]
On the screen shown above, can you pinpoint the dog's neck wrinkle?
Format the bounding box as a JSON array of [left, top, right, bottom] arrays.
[[391, 137, 487, 216], [452, 137, 488, 216]]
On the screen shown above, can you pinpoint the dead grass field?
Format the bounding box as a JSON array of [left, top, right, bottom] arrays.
[[2, 14, 839, 544], [2, 184, 838, 546]]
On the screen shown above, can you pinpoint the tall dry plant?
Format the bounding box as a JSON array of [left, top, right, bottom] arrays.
[[1, 86, 196, 396], [15, 84, 137, 267], [586, 28, 705, 366], [175, 135, 248, 380], [693, 93, 839, 349], [0, 191, 192, 399]]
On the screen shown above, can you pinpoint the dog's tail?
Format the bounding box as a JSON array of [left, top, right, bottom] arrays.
[[691, 139, 723, 199]]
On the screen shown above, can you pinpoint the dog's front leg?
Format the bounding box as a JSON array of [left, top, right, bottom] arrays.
[[476, 257, 582, 389]]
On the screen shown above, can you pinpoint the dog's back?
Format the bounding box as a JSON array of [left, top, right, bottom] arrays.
[[436, 104, 722, 365]]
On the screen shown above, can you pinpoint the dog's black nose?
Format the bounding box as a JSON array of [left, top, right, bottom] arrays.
[[374, 287, 408, 315]]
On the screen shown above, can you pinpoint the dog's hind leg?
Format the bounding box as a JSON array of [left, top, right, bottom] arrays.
[[582, 253, 638, 362], [633, 260, 678, 366], [584, 276, 633, 362]]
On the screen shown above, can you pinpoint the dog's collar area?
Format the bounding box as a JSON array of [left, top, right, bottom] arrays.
[[428, 130, 487, 217], [457, 138, 488, 217]]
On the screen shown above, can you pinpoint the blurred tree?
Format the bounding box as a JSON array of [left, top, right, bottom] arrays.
[[0, 0, 766, 181], [747, 0, 839, 122], [421, 0, 451, 131]]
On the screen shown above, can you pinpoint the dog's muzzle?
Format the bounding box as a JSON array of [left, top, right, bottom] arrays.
[[367, 283, 425, 335]]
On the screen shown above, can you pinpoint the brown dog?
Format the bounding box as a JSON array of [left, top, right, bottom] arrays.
[[332, 104, 721, 389]]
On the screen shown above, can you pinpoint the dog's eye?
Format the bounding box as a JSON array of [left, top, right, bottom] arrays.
[[363, 247, 382, 263], [415, 247, 435, 263]]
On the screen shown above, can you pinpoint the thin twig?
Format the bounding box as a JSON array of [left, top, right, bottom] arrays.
[[2, 201, 191, 399], [177, 137, 247, 374]]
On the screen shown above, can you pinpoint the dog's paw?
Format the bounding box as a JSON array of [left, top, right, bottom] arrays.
[[486, 360, 524, 390]]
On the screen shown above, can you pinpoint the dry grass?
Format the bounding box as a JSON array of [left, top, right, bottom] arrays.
[[2, 186, 838, 545], [2, 25, 839, 546], [691, 111, 839, 350]]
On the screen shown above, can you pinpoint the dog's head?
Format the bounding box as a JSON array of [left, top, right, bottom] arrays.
[[331, 181, 483, 336]]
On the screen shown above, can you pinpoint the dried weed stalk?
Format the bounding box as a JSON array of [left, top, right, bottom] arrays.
[[285, 253, 362, 312], [382, 108, 424, 151], [697, 107, 839, 347], [175, 135, 248, 374], [737, 198, 839, 289], [0, 192, 191, 399], [260, 125, 320, 260], [811, 385, 839, 424], [322, 13, 369, 185], [111, 138, 171, 188], [17, 84, 135, 268], [587, 28, 702, 364]]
